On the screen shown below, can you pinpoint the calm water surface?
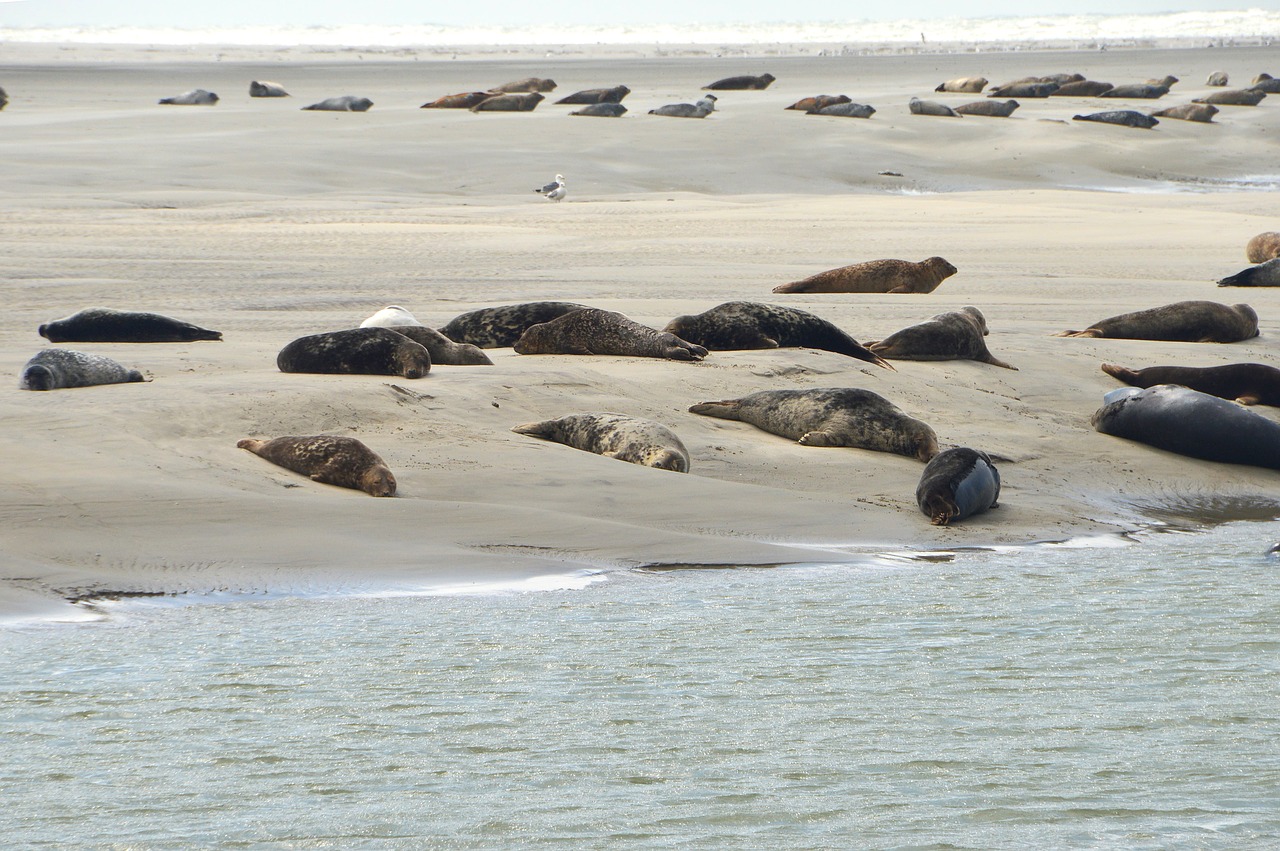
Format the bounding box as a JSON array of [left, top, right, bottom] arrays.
[[4, 521, 1279, 849]]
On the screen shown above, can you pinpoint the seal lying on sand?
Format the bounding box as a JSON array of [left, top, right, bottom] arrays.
[[1072, 110, 1159, 128], [570, 103, 627, 117], [689, 388, 938, 461], [1152, 103, 1218, 122], [39, 307, 222, 343], [277, 327, 432, 378], [514, 309, 707, 361], [20, 349, 145, 391], [1206, 71, 1230, 86], [663, 301, 890, 367], [302, 96, 373, 111], [868, 307, 1016, 369], [909, 97, 960, 116], [1101, 362, 1280, 406], [420, 92, 492, 109], [786, 94, 852, 111], [489, 78, 557, 93], [987, 82, 1058, 98], [555, 85, 630, 104], [358, 306, 492, 364], [439, 302, 588, 348], [1056, 301, 1258, 342], [1049, 80, 1115, 96], [1252, 75, 1280, 94], [1218, 258, 1280, 288], [649, 95, 717, 118], [1247, 232, 1280, 263], [512, 413, 690, 472], [238, 435, 396, 496], [955, 99, 1019, 117], [915, 447, 1001, 526], [810, 102, 875, 118], [774, 257, 957, 294], [1091, 385, 1280, 470], [249, 81, 289, 97], [471, 92, 544, 112], [935, 77, 988, 93], [360, 305, 422, 328], [1194, 89, 1267, 106], [159, 89, 218, 105], [1098, 84, 1168, 98], [703, 74, 775, 90]]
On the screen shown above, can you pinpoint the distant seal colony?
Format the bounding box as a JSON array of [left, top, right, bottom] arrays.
[[38, 307, 222, 343], [238, 435, 397, 496], [20, 349, 145, 391], [915, 447, 1001, 526], [774, 257, 957, 294], [512, 413, 690, 472]]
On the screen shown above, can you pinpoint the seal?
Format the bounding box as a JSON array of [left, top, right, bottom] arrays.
[[915, 447, 1001, 526], [1252, 75, 1280, 94], [249, 81, 289, 97], [302, 96, 373, 111], [489, 78, 557, 93], [237, 435, 396, 496], [0, 86, 7, 111], [512, 412, 690, 472], [470, 92, 544, 112], [867, 307, 1017, 369], [1072, 110, 1159, 129], [810, 102, 875, 118], [1055, 300, 1259, 342], [158, 89, 218, 105], [649, 95, 716, 118], [570, 103, 627, 117], [909, 97, 961, 116], [786, 94, 851, 111], [420, 91, 492, 109], [1146, 75, 1179, 88], [439, 302, 588, 348], [987, 82, 1058, 98], [383, 325, 493, 366], [1246, 232, 1280, 264], [689, 388, 938, 461], [954, 99, 1019, 117], [1100, 362, 1280, 406], [1151, 103, 1219, 122], [1098, 84, 1169, 99], [1206, 71, 1230, 86], [360, 305, 422, 328], [514, 308, 707, 361], [1192, 89, 1266, 106], [1091, 385, 1280, 470], [38, 307, 222, 343], [277, 327, 432, 378], [20, 349, 145, 391], [703, 74, 775, 90], [774, 256, 957, 295], [555, 85, 630, 104], [662, 301, 891, 368], [1048, 80, 1115, 96], [1218, 258, 1280, 288], [935, 77, 988, 93]]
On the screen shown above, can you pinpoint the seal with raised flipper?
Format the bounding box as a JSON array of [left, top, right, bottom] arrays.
[[955, 99, 1019, 117], [514, 308, 707, 361], [1151, 102, 1218, 122], [935, 77, 988, 93], [774, 256, 957, 295], [1218, 258, 1280, 288], [38, 307, 222, 343], [811, 102, 875, 118], [1193, 89, 1266, 106], [1072, 110, 1159, 128], [649, 95, 716, 118], [512, 412, 690, 472], [703, 73, 775, 90], [249, 81, 289, 97], [19, 349, 145, 391], [915, 447, 1001, 526], [277, 327, 431, 378], [420, 91, 492, 109], [663, 301, 889, 368], [159, 89, 218, 105], [489, 78, 557, 93], [555, 85, 630, 104], [1246, 232, 1280, 264], [302, 95, 373, 111], [867, 307, 1016, 369], [786, 94, 851, 111], [1055, 301, 1258, 342], [1101, 362, 1280, 407], [570, 103, 627, 117], [439, 302, 588, 348], [471, 92, 544, 112], [237, 435, 396, 496], [909, 97, 961, 116], [689, 388, 938, 461]]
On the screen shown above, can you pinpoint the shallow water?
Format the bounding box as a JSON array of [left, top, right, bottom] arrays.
[[4, 521, 1279, 849]]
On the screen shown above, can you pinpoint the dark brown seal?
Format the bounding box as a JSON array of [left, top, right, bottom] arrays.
[[785, 94, 851, 111], [1048, 80, 1114, 96], [512, 412, 690, 472], [867, 307, 1016, 369], [810, 102, 876, 118], [1246, 232, 1280, 264], [554, 85, 630, 104], [774, 257, 957, 294], [689, 388, 938, 461], [703, 73, 775, 90], [916, 447, 1001, 526], [514, 308, 707, 361], [439, 302, 588, 348], [1055, 301, 1259, 342], [1151, 103, 1218, 122], [237, 435, 396, 496], [38, 307, 221, 343], [1218, 259, 1280, 288], [955, 99, 1019, 117], [277, 327, 432, 378], [935, 77, 988, 93], [420, 91, 493, 109], [489, 78, 557, 93], [1101, 362, 1280, 407], [20, 349, 145, 391], [470, 92, 544, 112], [1193, 89, 1266, 106], [663, 301, 890, 368]]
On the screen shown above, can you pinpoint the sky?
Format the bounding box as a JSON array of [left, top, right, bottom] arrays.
[[0, 0, 1262, 28]]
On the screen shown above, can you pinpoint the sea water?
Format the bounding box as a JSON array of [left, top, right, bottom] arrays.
[[4, 520, 1278, 848]]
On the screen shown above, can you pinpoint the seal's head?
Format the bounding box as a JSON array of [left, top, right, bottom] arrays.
[[360, 464, 397, 497], [20, 364, 56, 391], [925, 257, 959, 280]]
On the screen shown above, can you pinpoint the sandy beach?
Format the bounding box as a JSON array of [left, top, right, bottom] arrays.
[[2, 42, 1279, 621]]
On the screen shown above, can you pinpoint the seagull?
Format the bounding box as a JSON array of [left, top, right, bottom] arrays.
[[534, 173, 566, 201]]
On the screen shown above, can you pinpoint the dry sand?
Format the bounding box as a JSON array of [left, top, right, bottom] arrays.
[[2, 43, 1279, 622]]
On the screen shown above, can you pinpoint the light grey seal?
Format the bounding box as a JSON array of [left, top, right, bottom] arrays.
[[489, 78, 557, 93], [867, 307, 1016, 369], [238, 435, 396, 496], [774, 257, 957, 294], [512, 412, 690, 472], [1055, 300, 1258, 342], [249, 81, 289, 97], [20, 349, 145, 391], [955, 99, 1019, 117], [1206, 71, 1230, 86], [1151, 103, 1218, 122], [570, 103, 627, 117], [1072, 110, 1159, 128], [360, 305, 421, 327], [514, 308, 707, 361], [935, 77, 988, 93], [277, 327, 431, 378], [786, 94, 851, 111], [1101, 362, 1280, 407], [302, 96, 373, 111], [689, 388, 939, 461], [1193, 89, 1266, 106], [915, 447, 1001, 526], [1091, 385, 1280, 470], [1048, 80, 1115, 96], [1246, 232, 1280, 263], [909, 97, 961, 116], [703, 74, 775, 90], [470, 92, 544, 112], [810, 101, 875, 118], [1098, 84, 1169, 99], [555, 85, 630, 104], [663, 301, 890, 367], [39, 307, 222, 343], [159, 89, 218, 105], [439, 302, 588, 348], [649, 95, 717, 118], [1218, 258, 1280, 288]]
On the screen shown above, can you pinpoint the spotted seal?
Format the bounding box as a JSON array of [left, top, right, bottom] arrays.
[[489, 78, 557, 93], [1101, 362, 1280, 406], [570, 103, 627, 117], [358, 306, 492, 364], [249, 81, 289, 97], [1218, 258, 1280, 288], [38, 307, 222, 343], [1055, 301, 1258, 342], [915, 447, 1001, 526], [277, 327, 431, 378], [909, 97, 961, 116], [512, 413, 690, 472], [703, 74, 775, 90], [1072, 110, 1159, 129], [868, 307, 1016, 369], [955, 99, 1019, 117], [774, 257, 957, 295], [420, 92, 492, 109], [810, 102, 875, 118], [1193, 89, 1266, 106], [439, 302, 588, 348], [555, 85, 630, 104], [302, 96, 373, 111], [689, 388, 938, 460], [663, 301, 889, 367], [1246, 232, 1280, 264], [19, 349, 145, 391], [649, 95, 717, 118], [786, 94, 852, 111], [1151, 103, 1219, 122], [935, 77, 988, 93], [514, 308, 707, 361], [237, 435, 396, 496], [159, 89, 219, 105], [471, 92, 544, 112]]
